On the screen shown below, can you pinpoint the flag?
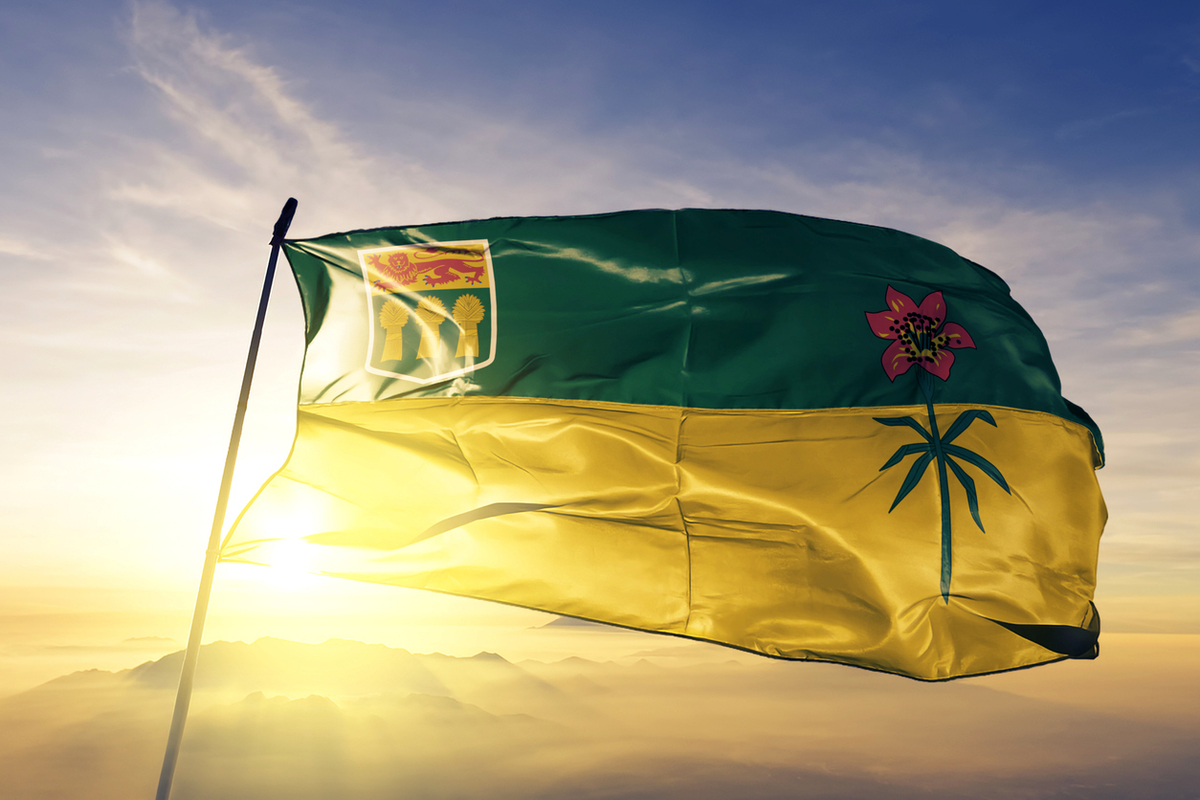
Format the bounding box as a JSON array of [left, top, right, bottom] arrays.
[[222, 209, 1105, 681]]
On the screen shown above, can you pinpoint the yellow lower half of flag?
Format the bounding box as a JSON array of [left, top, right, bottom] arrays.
[[223, 396, 1104, 680]]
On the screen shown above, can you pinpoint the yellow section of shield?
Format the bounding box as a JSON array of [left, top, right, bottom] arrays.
[[363, 243, 490, 293]]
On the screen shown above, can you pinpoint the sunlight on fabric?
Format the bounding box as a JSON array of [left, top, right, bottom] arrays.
[[223, 490, 332, 591]]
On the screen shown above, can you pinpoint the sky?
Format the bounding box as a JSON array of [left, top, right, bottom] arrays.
[[1, 0, 1199, 654]]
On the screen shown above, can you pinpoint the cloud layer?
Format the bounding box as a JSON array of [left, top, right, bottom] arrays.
[[3, 635, 1199, 799]]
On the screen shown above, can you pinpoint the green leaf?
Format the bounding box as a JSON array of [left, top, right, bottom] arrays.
[[946, 457, 985, 532], [879, 442, 932, 471], [941, 409, 997, 445], [874, 415, 932, 442], [944, 444, 1011, 493], [888, 452, 934, 512]]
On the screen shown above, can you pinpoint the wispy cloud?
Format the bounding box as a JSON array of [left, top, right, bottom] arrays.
[[0, 236, 50, 260], [1056, 106, 1160, 140], [1128, 307, 1200, 345], [121, 1, 449, 234]]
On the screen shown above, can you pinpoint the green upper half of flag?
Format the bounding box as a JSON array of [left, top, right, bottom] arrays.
[[282, 208, 1103, 463]]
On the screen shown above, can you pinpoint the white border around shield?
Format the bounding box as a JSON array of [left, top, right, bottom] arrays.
[[357, 239, 497, 384]]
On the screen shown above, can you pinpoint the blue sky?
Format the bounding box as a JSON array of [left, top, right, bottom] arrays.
[[1, 1, 1198, 631]]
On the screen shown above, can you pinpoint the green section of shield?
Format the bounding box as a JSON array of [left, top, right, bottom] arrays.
[[369, 287, 492, 380], [282, 209, 1103, 461]]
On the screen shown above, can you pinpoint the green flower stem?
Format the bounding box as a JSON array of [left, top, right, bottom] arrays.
[[918, 369, 952, 602]]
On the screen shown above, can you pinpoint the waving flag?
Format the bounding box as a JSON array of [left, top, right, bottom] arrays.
[[222, 209, 1105, 680]]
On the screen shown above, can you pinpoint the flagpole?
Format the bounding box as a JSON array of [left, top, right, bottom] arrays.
[[155, 198, 298, 800]]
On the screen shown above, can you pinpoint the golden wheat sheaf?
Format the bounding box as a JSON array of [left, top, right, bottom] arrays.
[[379, 300, 410, 361], [414, 296, 448, 359], [452, 295, 485, 359]]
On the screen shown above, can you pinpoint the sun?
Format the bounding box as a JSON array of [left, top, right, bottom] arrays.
[[258, 537, 326, 591], [223, 490, 333, 592]]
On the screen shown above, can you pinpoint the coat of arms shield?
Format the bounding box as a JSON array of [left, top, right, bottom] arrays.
[[358, 240, 497, 383]]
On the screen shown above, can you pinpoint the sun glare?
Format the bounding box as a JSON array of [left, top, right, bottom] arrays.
[[231, 491, 336, 591], [260, 538, 325, 591]]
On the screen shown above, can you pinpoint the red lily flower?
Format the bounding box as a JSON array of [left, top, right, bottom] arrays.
[[866, 286, 976, 381]]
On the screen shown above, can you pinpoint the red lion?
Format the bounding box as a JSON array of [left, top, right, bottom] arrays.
[[366, 248, 485, 289]]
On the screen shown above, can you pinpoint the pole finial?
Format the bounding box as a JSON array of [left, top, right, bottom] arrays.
[[271, 198, 299, 245]]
